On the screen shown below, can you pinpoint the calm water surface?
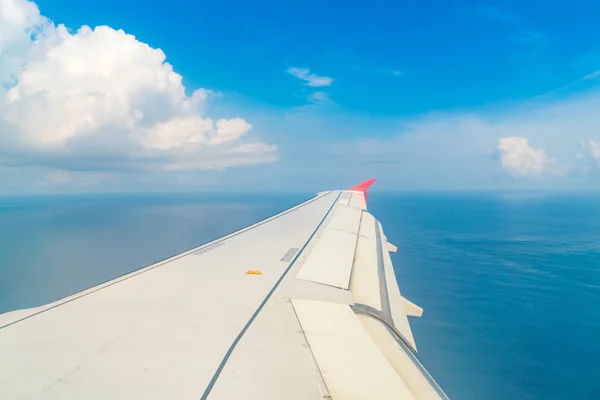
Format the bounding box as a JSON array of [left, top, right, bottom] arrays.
[[1, 192, 599, 399]]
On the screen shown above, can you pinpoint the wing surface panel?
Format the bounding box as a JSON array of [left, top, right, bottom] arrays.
[[326, 205, 362, 234]]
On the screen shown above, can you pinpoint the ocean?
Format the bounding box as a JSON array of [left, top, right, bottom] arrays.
[[1, 192, 599, 399]]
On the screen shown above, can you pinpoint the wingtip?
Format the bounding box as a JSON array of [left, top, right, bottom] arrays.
[[348, 179, 376, 205], [349, 178, 376, 193]]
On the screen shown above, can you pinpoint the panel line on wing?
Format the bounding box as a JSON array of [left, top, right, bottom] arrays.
[[289, 299, 332, 398], [344, 210, 363, 295], [199, 192, 342, 400]]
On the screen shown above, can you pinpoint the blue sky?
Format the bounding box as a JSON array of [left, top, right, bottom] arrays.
[[1, 0, 600, 192], [33, 0, 600, 114]]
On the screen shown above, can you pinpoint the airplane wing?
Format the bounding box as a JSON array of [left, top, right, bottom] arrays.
[[0, 180, 448, 400]]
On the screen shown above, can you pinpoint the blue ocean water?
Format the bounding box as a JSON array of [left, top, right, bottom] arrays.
[[1, 192, 599, 399]]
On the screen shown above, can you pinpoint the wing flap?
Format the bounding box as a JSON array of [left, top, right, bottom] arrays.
[[347, 212, 418, 351], [357, 315, 445, 400], [294, 206, 361, 290], [291, 299, 415, 400], [379, 220, 418, 351], [349, 212, 382, 310]]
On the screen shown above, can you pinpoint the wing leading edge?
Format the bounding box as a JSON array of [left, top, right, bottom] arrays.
[[0, 182, 448, 400]]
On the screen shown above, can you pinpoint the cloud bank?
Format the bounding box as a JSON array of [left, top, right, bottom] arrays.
[[319, 87, 600, 189], [0, 0, 277, 172]]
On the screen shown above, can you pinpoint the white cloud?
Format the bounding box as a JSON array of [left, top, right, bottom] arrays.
[[0, 0, 277, 172], [582, 139, 600, 160], [214, 117, 252, 144], [0, 0, 47, 85], [307, 91, 333, 105], [497, 136, 552, 177], [287, 67, 333, 87], [578, 139, 600, 171]]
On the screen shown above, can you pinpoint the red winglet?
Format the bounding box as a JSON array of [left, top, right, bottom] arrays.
[[349, 178, 376, 203]]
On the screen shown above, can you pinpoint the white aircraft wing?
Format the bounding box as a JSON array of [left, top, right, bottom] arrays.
[[0, 180, 448, 400]]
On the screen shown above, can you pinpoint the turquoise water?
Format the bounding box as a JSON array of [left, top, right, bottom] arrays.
[[1, 192, 599, 399]]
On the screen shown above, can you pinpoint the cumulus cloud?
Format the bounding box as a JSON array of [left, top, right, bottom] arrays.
[[0, 0, 277, 172], [497, 137, 552, 177], [287, 67, 333, 87]]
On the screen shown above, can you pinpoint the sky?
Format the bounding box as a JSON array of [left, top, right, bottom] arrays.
[[1, 0, 600, 193]]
